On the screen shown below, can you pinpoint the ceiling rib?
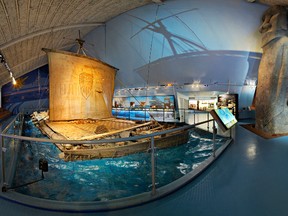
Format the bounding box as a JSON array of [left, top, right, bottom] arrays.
[[0, 0, 13, 37], [10, 44, 72, 70], [0, 22, 104, 50]]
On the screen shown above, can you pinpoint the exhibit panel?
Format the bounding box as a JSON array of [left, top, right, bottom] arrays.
[[210, 107, 238, 132], [188, 97, 217, 111], [217, 94, 239, 119]]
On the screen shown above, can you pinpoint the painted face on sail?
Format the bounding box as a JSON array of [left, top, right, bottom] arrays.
[[79, 72, 93, 99]]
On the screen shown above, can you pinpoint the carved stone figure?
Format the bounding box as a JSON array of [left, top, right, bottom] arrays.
[[255, 6, 288, 134], [247, 0, 288, 5]]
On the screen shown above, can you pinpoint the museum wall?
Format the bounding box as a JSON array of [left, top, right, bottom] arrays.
[[0, 0, 268, 119], [83, 0, 268, 119], [1, 65, 49, 114]]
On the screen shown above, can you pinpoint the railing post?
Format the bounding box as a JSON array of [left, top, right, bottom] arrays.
[[151, 136, 156, 195], [13, 120, 15, 135], [183, 109, 185, 123], [193, 110, 195, 124], [207, 112, 210, 131], [213, 120, 216, 158], [1, 132, 7, 191], [12, 121, 16, 147]]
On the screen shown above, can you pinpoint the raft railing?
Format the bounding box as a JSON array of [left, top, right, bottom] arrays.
[[0, 113, 233, 212], [0, 113, 24, 192]]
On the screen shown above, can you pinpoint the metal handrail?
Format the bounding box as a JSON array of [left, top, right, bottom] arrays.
[[1, 113, 24, 190], [1, 113, 22, 134], [0, 119, 214, 145]]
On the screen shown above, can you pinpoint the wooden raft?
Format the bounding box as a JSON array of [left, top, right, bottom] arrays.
[[63, 129, 189, 161], [33, 117, 189, 161]]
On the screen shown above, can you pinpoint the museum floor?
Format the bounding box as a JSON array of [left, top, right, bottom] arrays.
[[1, 118, 288, 216]]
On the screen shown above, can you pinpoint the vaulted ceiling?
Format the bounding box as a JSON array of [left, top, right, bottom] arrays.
[[0, 0, 287, 87], [0, 0, 160, 86]]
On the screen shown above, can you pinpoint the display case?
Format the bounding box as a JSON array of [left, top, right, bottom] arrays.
[[112, 95, 176, 122]]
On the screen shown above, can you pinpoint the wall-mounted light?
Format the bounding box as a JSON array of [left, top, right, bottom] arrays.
[[12, 77, 17, 85], [245, 79, 257, 87], [191, 80, 201, 88], [0, 51, 17, 85]]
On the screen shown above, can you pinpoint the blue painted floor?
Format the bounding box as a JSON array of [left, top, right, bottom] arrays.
[[1, 121, 288, 216]]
